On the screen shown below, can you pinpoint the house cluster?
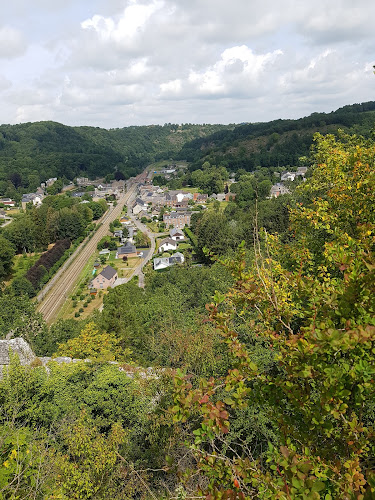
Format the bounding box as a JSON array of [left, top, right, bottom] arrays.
[[269, 167, 308, 198], [153, 228, 185, 270], [75, 178, 125, 201], [131, 186, 198, 226], [90, 216, 141, 290], [21, 189, 45, 209]]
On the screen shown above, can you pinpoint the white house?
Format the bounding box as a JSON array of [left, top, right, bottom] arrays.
[[169, 228, 185, 241], [281, 171, 296, 182], [158, 238, 178, 253], [153, 252, 184, 271]]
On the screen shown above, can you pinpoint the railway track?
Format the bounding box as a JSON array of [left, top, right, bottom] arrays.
[[37, 186, 135, 324]]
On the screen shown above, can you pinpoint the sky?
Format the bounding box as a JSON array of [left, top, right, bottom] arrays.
[[0, 0, 374, 128]]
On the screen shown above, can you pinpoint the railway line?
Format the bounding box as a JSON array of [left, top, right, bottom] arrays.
[[37, 185, 136, 324]]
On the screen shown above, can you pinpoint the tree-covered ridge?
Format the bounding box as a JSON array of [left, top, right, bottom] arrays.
[[0, 121, 229, 196], [176, 100, 375, 171]]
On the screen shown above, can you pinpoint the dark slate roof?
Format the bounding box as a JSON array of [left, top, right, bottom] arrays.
[[100, 265, 117, 280], [169, 255, 183, 264], [119, 242, 136, 253]]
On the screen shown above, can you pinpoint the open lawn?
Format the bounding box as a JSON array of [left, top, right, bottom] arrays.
[[178, 186, 200, 193], [5, 252, 42, 286], [145, 220, 159, 233], [6, 208, 21, 216], [56, 242, 144, 321]]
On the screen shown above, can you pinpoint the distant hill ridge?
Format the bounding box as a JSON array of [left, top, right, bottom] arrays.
[[0, 101, 374, 196], [176, 100, 375, 171]]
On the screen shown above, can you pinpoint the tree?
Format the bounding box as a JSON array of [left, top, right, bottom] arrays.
[[173, 132, 375, 498], [0, 236, 15, 279], [55, 322, 130, 362], [134, 231, 151, 248], [0, 290, 47, 346], [54, 412, 126, 500]]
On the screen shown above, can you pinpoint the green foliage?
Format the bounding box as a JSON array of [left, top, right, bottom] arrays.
[[54, 412, 126, 500], [177, 100, 375, 172], [134, 231, 151, 248], [0, 423, 51, 499], [0, 235, 15, 279], [0, 121, 229, 195], [98, 265, 233, 372], [190, 161, 229, 194], [172, 131, 375, 498], [0, 289, 47, 345], [55, 322, 131, 362]]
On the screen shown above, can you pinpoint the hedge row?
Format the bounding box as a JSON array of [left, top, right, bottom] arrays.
[[26, 239, 71, 288]]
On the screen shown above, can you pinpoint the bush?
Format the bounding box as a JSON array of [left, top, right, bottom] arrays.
[[72, 301, 77, 308], [80, 294, 85, 301], [75, 312, 80, 318], [79, 308, 84, 313]]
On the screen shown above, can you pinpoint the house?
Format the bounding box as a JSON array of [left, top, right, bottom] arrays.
[[269, 183, 291, 198], [215, 193, 226, 202], [163, 211, 191, 229], [225, 192, 236, 202], [281, 171, 296, 182], [295, 166, 308, 179], [0, 198, 15, 207], [21, 193, 43, 210], [91, 265, 118, 289], [113, 230, 123, 238], [117, 242, 138, 259], [46, 177, 57, 187], [76, 177, 90, 186], [158, 238, 178, 253], [153, 252, 184, 270], [170, 228, 185, 241], [193, 193, 208, 203]]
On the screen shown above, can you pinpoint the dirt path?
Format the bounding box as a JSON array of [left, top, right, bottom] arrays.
[[37, 186, 136, 324]]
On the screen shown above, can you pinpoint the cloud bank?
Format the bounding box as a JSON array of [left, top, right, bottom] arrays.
[[0, 0, 374, 127]]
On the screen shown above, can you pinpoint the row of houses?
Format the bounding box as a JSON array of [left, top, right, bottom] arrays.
[[270, 167, 309, 198], [134, 186, 209, 211]]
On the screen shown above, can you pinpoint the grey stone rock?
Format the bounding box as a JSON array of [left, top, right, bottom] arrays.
[[0, 338, 36, 366]]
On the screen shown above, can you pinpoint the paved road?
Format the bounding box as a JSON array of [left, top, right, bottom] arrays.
[[37, 186, 136, 324], [112, 197, 157, 289]]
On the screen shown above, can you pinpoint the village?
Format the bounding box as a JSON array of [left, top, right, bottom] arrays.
[[0, 163, 309, 321]]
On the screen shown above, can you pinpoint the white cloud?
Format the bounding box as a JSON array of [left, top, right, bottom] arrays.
[[0, 0, 375, 127], [0, 26, 26, 59], [81, 0, 164, 44]]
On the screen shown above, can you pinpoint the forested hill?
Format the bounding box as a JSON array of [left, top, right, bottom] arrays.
[[0, 121, 229, 196], [176, 100, 375, 171], [1, 100, 375, 197]]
